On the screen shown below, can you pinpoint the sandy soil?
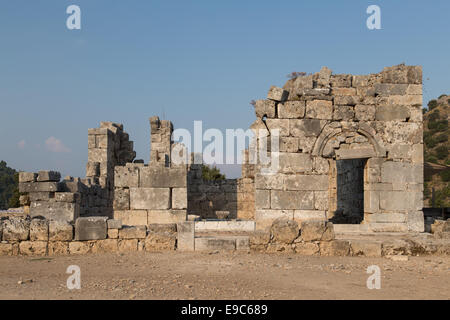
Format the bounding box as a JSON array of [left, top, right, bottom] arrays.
[[0, 252, 448, 300]]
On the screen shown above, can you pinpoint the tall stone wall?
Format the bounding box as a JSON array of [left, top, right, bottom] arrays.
[[252, 64, 424, 232], [113, 117, 188, 226]]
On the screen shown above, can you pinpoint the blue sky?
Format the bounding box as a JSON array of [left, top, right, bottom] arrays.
[[1, 0, 449, 178]]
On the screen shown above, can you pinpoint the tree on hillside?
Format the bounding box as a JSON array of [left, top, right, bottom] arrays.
[[201, 164, 226, 181], [0, 161, 20, 209]]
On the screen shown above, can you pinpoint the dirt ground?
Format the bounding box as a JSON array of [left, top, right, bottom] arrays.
[[0, 252, 449, 300]]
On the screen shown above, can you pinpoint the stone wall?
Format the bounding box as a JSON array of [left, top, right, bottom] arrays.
[[0, 216, 176, 256], [252, 64, 424, 232], [112, 117, 188, 226], [187, 150, 255, 220]]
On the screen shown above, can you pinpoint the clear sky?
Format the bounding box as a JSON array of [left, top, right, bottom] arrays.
[[1, 0, 449, 178]]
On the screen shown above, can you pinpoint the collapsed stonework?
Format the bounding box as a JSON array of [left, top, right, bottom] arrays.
[[1, 64, 443, 257]]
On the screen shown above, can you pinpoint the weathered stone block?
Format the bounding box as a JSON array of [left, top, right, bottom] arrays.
[[195, 237, 236, 251], [130, 188, 170, 210], [334, 95, 360, 105], [144, 232, 176, 251], [279, 137, 299, 153], [381, 65, 422, 84], [279, 153, 313, 173], [118, 239, 138, 252], [107, 219, 122, 229], [319, 240, 351, 256], [294, 210, 327, 225], [333, 105, 354, 121], [19, 172, 37, 183], [86, 162, 100, 177], [19, 241, 48, 256], [113, 188, 130, 210], [295, 242, 320, 255], [19, 182, 59, 193], [177, 221, 195, 251], [278, 101, 305, 119], [255, 189, 270, 209], [114, 166, 139, 188], [2, 218, 30, 241], [381, 162, 422, 184], [350, 240, 382, 257], [254, 99, 276, 118], [270, 218, 299, 244], [305, 100, 333, 120], [255, 174, 284, 190], [300, 220, 334, 242], [355, 104, 375, 121], [284, 175, 328, 191], [147, 210, 187, 224], [407, 211, 424, 232], [331, 87, 357, 96], [75, 217, 108, 241], [376, 105, 409, 121], [49, 220, 73, 241], [30, 201, 79, 222], [331, 74, 352, 87], [37, 171, 61, 182], [267, 86, 288, 102], [30, 219, 49, 241], [91, 239, 119, 253], [108, 229, 119, 239], [265, 119, 289, 136], [119, 225, 147, 239], [172, 188, 187, 210], [114, 210, 148, 226], [139, 167, 187, 188], [271, 190, 314, 210], [69, 241, 91, 255], [48, 241, 69, 256]]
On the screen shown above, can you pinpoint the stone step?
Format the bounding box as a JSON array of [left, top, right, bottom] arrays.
[[334, 223, 409, 234], [333, 224, 370, 234], [194, 235, 250, 251], [194, 220, 255, 233]]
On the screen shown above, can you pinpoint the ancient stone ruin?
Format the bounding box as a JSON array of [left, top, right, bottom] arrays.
[[1, 64, 449, 257]]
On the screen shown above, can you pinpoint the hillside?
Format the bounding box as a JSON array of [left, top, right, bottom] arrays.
[[423, 94, 450, 207], [0, 161, 20, 209]]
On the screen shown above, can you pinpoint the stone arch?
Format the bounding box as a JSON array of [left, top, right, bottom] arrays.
[[312, 122, 387, 159]]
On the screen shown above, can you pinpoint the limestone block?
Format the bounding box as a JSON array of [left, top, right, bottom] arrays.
[[114, 210, 148, 226], [249, 231, 270, 251], [381, 65, 422, 84], [69, 241, 92, 255], [172, 188, 187, 210], [113, 188, 130, 210], [279, 137, 299, 153], [144, 232, 176, 251], [48, 241, 69, 255], [254, 99, 276, 118], [130, 188, 170, 210], [334, 95, 360, 105], [139, 167, 187, 188], [364, 190, 380, 213], [331, 87, 357, 96], [75, 217, 108, 241], [349, 240, 382, 257], [30, 201, 79, 222], [147, 210, 187, 224], [270, 218, 299, 244], [314, 191, 329, 210], [0, 243, 15, 256], [30, 219, 49, 241], [37, 171, 61, 182], [278, 101, 305, 119], [364, 213, 406, 223], [267, 86, 288, 102], [300, 220, 334, 242], [294, 210, 326, 226], [379, 191, 422, 211], [377, 95, 422, 106], [289, 119, 327, 138], [407, 211, 425, 232], [195, 237, 236, 251], [117, 239, 138, 252], [107, 219, 122, 229], [2, 218, 30, 241], [355, 104, 375, 121], [331, 74, 352, 87], [29, 192, 54, 202], [91, 239, 119, 253], [265, 119, 289, 136], [19, 172, 37, 183], [86, 162, 100, 177], [374, 83, 409, 95], [295, 242, 320, 255], [305, 100, 333, 120], [177, 221, 195, 251], [284, 175, 328, 191], [107, 229, 119, 239], [114, 166, 139, 188], [19, 241, 48, 256], [333, 105, 354, 121], [255, 189, 270, 209], [49, 220, 73, 241], [278, 153, 313, 173], [270, 190, 314, 210], [19, 182, 59, 193], [319, 240, 351, 256], [381, 162, 422, 184], [376, 105, 410, 121], [255, 174, 284, 190], [119, 225, 147, 239]]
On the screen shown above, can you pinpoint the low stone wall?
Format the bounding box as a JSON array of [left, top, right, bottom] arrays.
[[0, 216, 176, 256]]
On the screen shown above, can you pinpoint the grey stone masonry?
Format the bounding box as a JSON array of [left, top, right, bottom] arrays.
[[252, 64, 424, 232]]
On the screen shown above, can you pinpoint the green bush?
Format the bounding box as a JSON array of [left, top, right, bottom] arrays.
[[435, 146, 449, 160], [436, 120, 448, 132], [201, 165, 226, 181], [425, 154, 438, 164], [436, 133, 448, 143], [428, 99, 438, 110], [0, 161, 19, 209], [438, 94, 447, 99], [440, 170, 450, 182], [424, 135, 438, 148], [428, 110, 440, 122]]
